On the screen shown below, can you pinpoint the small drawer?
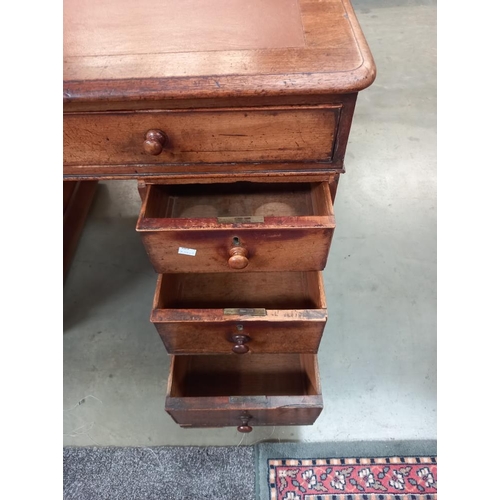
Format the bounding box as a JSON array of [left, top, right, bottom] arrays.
[[63, 105, 339, 168], [151, 271, 327, 355], [165, 354, 322, 431], [137, 181, 335, 273]]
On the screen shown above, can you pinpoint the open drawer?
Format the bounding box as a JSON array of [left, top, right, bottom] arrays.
[[151, 271, 327, 355], [136, 181, 335, 273], [165, 354, 323, 431]]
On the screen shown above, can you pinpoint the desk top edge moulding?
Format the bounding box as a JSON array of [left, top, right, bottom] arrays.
[[63, 0, 376, 107], [63, 0, 376, 433]]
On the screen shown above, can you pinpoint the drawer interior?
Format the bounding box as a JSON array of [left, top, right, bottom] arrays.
[[169, 354, 320, 397], [155, 271, 325, 309], [143, 182, 332, 219]]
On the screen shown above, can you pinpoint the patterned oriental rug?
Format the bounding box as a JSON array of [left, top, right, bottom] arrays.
[[268, 456, 437, 500]]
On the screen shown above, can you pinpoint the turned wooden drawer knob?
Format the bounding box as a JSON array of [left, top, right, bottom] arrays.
[[237, 414, 253, 433], [231, 334, 250, 354], [143, 129, 167, 155], [228, 246, 249, 269]]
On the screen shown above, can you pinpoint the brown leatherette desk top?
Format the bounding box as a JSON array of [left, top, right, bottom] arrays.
[[63, 0, 376, 107]]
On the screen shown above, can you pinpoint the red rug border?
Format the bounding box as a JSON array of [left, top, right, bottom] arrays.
[[268, 455, 437, 500]]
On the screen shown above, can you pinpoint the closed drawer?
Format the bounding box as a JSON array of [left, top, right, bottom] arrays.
[[137, 181, 335, 273], [151, 271, 327, 355], [166, 354, 322, 431], [63, 105, 339, 167]]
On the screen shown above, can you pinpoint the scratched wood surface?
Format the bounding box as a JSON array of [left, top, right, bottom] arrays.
[[62, 0, 377, 433], [165, 353, 322, 428], [63, 0, 376, 103], [63, 106, 339, 166], [151, 269, 327, 354], [137, 182, 335, 273]]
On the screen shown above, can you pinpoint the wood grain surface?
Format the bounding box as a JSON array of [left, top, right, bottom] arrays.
[[152, 271, 326, 309], [63, 0, 376, 103], [64, 105, 339, 166], [137, 182, 335, 273], [165, 354, 323, 428], [151, 271, 327, 354], [62, 0, 376, 432]]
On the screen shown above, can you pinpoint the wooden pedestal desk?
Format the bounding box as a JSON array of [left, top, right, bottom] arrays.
[[63, 0, 375, 433]]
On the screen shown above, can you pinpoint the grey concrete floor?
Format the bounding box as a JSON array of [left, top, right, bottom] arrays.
[[63, 3, 436, 446]]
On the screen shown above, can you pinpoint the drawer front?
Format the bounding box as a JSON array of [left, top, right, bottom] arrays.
[[137, 182, 335, 273], [142, 227, 333, 273], [168, 400, 323, 428], [64, 106, 339, 167], [155, 319, 325, 355], [150, 272, 327, 355], [165, 354, 323, 430]]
